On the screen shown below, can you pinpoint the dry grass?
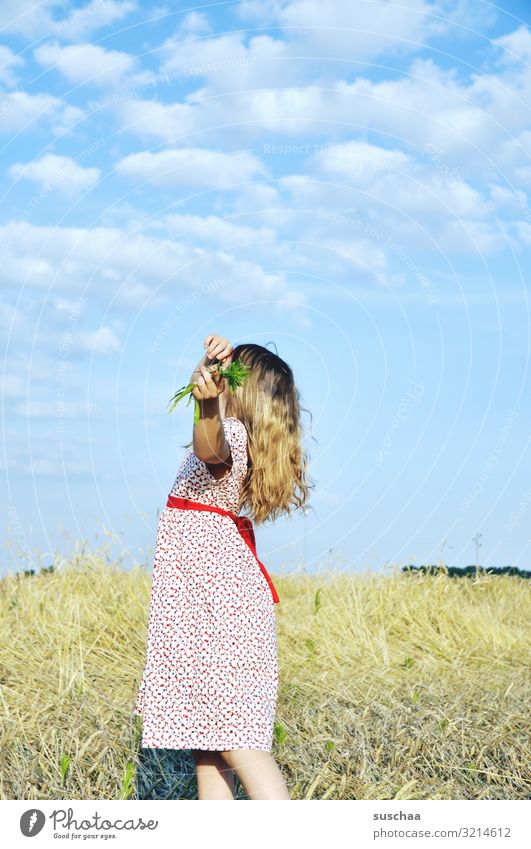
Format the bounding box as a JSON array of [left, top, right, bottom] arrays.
[[0, 543, 529, 800]]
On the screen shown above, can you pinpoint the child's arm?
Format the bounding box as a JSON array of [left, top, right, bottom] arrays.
[[190, 335, 233, 465], [193, 390, 229, 466]]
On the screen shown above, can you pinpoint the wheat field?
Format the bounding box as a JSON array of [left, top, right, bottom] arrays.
[[0, 541, 529, 800]]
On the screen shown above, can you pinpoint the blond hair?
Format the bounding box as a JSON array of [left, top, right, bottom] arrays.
[[222, 343, 315, 525]]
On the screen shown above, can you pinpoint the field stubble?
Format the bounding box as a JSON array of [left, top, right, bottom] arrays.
[[0, 543, 529, 800]]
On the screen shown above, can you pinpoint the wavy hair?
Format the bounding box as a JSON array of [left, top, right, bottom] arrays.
[[221, 343, 315, 525]]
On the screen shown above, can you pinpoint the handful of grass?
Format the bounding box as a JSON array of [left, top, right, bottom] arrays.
[[167, 359, 251, 423]]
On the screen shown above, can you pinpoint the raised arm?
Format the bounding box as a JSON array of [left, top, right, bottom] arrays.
[[190, 334, 233, 465]]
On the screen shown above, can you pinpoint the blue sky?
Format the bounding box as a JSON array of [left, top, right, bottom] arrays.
[[1, 0, 530, 578]]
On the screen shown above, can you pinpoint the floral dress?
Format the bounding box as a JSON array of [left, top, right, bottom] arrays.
[[133, 417, 279, 751]]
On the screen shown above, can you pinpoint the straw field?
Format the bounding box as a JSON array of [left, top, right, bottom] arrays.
[[0, 542, 529, 800]]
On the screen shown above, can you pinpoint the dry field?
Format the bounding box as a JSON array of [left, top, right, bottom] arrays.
[[1, 542, 529, 800]]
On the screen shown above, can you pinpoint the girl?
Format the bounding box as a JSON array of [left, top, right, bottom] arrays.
[[133, 333, 312, 800]]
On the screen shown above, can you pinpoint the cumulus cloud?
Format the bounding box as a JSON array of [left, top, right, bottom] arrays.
[[72, 326, 121, 354], [176, 10, 213, 39], [0, 90, 78, 135], [0, 297, 120, 366], [0, 220, 305, 314], [34, 41, 156, 90], [276, 139, 507, 254], [107, 17, 531, 198], [0, 0, 63, 39], [9, 154, 101, 195], [53, 0, 139, 41], [0, 45, 24, 87], [311, 139, 492, 218], [492, 24, 531, 64], [159, 32, 294, 91], [0, 0, 138, 40], [155, 4, 464, 97], [110, 66, 488, 156], [110, 96, 195, 140], [114, 147, 267, 188], [237, 0, 459, 59], [148, 213, 276, 245], [313, 140, 411, 184]]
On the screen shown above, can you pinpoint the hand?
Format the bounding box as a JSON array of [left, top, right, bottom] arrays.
[[191, 363, 226, 403], [203, 334, 233, 365]]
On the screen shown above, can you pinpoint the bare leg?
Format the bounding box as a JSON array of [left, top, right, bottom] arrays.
[[218, 749, 290, 800], [192, 749, 236, 800]]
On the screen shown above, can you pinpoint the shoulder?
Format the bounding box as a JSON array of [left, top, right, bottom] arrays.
[[221, 417, 248, 466], [222, 417, 248, 440]]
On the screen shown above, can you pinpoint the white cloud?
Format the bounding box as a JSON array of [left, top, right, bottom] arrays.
[[110, 26, 531, 196], [232, 182, 281, 212], [53, 0, 138, 41], [492, 24, 531, 64], [177, 11, 212, 39], [112, 69, 483, 152], [237, 0, 458, 59], [0, 0, 63, 39], [111, 96, 195, 140], [0, 297, 120, 372], [9, 153, 101, 195], [312, 139, 492, 217], [513, 221, 531, 246], [276, 139, 507, 254], [49, 104, 87, 135], [34, 41, 155, 90], [0, 90, 70, 134], [159, 32, 293, 91], [0, 220, 305, 314], [0, 45, 24, 87], [149, 213, 276, 245], [75, 326, 121, 354], [152, 0, 498, 97], [2, 371, 27, 400], [0, 0, 137, 41], [313, 140, 411, 184], [115, 147, 267, 188]]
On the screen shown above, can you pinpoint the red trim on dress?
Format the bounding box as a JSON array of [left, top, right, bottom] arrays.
[[166, 495, 280, 604]]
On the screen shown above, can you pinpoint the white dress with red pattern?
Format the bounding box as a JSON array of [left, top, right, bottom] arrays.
[[133, 416, 279, 751]]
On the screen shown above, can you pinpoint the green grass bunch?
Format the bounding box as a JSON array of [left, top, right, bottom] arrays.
[[167, 359, 251, 422]]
